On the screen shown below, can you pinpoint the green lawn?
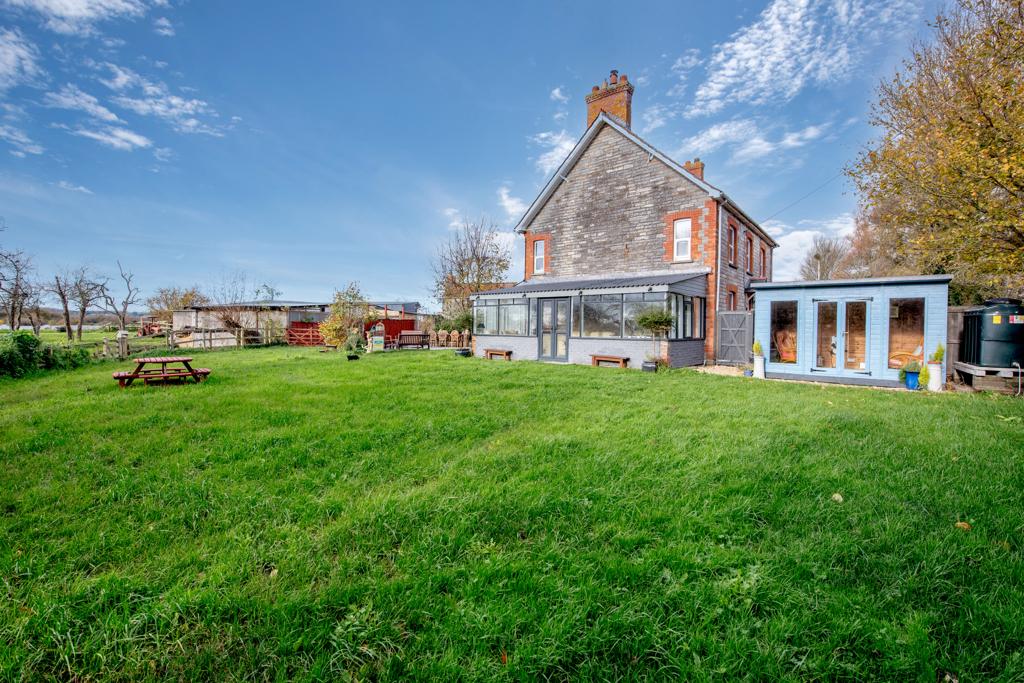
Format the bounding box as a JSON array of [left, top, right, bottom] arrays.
[[2, 348, 1023, 681]]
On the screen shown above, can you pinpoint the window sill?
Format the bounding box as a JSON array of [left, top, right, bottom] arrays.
[[670, 258, 694, 264]]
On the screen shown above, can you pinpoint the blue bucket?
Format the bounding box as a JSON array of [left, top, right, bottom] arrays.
[[904, 371, 920, 390]]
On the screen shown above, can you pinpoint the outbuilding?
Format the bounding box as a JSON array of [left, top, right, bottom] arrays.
[[750, 275, 952, 387]]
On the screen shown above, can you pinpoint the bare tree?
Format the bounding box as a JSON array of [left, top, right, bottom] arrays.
[[0, 249, 34, 331], [23, 280, 46, 336], [71, 269, 107, 341], [101, 261, 142, 331], [48, 270, 77, 340], [212, 271, 253, 329], [799, 235, 851, 281], [431, 217, 511, 317], [145, 286, 209, 322]]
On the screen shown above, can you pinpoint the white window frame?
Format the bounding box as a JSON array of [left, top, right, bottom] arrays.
[[533, 239, 545, 273], [673, 218, 692, 262]]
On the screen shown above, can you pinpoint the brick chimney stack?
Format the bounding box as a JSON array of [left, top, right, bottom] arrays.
[[683, 158, 705, 181], [585, 69, 634, 129]]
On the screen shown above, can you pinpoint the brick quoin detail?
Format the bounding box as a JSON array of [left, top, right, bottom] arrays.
[[524, 232, 551, 280], [703, 199, 720, 360], [662, 209, 702, 262]]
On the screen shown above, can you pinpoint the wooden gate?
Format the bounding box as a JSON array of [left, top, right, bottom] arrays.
[[716, 311, 753, 365]]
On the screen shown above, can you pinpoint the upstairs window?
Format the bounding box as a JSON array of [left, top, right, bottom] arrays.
[[673, 218, 692, 261], [760, 246, 767, 278], [746, 235, 754, 273], [728, 225, 738, 265], [727, 289, 737, 311], [533, 239, 545, 273]]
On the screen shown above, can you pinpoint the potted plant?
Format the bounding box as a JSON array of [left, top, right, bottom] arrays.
[[742, 363, 754, 377], [752, 339, 765, 379], [926, 343, 944, 392], [899, 359, 922, 390], [636, 309, 675, 372]]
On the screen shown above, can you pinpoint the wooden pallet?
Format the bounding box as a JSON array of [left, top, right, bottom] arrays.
[[953, 361, 1023, 395]]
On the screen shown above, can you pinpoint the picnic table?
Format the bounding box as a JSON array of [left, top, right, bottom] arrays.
[[113, 356, 211, 388]]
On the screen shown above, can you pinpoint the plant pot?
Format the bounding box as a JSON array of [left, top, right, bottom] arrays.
[[454, 348, 471, 357], [904, 370, 919, 390], [347, 354, 360, 361], [753, 355, 765, 379], [927, 361, 943, 392], [743, 369, 753, 377], [641, 361, 658, 373]]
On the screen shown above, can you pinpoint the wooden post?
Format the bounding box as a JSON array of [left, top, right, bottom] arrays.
[[103, 338, 111, 358]]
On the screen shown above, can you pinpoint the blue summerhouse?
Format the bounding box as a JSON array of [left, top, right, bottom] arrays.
[[750, 275, 952, 387]]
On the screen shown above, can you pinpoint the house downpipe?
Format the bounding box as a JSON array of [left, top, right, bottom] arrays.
[[715, 201, 725, 365]]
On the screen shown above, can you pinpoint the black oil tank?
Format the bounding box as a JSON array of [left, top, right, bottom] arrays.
[[960, 299, 1024, 367]]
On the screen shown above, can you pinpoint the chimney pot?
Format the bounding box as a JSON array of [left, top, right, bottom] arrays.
[[585, 67, 635, 129]]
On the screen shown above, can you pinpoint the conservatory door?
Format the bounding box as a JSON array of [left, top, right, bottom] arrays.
[[538, 298, 569, 361], [814, 301, 838, 370]]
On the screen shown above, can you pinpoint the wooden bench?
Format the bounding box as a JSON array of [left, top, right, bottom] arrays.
[[591, 354, 629, 368], [396, 332, 430, 349], [484, 348, 512, 361]]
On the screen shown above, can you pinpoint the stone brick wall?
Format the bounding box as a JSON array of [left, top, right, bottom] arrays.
[[523, 126, 714, 281]]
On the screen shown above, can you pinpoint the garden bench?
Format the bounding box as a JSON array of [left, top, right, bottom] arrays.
[[396, 331, 430, 349], [591, 354, 629, 368], [484, 348, 512, 361]]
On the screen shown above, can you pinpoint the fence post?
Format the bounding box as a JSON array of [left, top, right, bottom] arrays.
[[103, 338, 110, 358]]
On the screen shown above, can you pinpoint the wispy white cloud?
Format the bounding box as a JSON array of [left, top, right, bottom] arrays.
[[0, 28, 44, 93], [4, 0, 151, 35], [690, 0, 920, 116], [667, 48, 702, 97], [152, 145, 173, 162], [43, 83, 120, 122], [0, 123, 43, 156], [55, 179, 93, 194], [66, 123, 151, 150], [497, 185, 527, 222], [549, 86, 568, 104], [677, 118, 830, 163], [95, 61, 225, 135], [732, 123, 829, 162], [152, 15, 173, 36], [677, 119, 759, 156], [441, 207, 462, 229], [529, 129, 575, 176], [765, 212, 855, 280], [640, 103, 673, 135]]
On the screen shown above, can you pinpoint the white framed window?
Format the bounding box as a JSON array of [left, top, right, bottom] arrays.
[[533, 239, 545, 273], [673, 218, 692, 261]]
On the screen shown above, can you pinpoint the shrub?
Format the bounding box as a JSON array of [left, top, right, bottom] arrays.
[[1, 331, 93, 378], [930, 343, 945, 363], [752, 339, 764, 357], [636, 310, 675, 337], [0, 331, 42, 378], [344, 333, 365, 353], [39, 344, 92, 371], [919, 363, 930, 388], [438, 312, 473, 332]]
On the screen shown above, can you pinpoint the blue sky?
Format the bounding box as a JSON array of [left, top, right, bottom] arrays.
[[0, 0, 937, 309]]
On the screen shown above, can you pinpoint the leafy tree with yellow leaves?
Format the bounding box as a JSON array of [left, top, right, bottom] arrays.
[[849, 0, 1024, 297]]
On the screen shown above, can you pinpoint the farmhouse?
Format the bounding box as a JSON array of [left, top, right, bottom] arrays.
[[471, 70, 777, 368]]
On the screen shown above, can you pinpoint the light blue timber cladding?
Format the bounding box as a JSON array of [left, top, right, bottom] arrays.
[[752, 279, 949, 387]]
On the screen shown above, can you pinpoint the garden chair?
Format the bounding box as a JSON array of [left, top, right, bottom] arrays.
[[438, 330, 449, 348], [429, 331, 438, 347], [772, 330, 797, 363], [449, 331, 461, 348], [888, 345, 923, 369], [462, 330, 471, 348]]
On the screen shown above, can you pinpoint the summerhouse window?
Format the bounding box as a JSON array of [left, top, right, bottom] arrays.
[[770, 300, 798, 364], [473, 298, 529, 336], [887, 298, 925, 368]]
